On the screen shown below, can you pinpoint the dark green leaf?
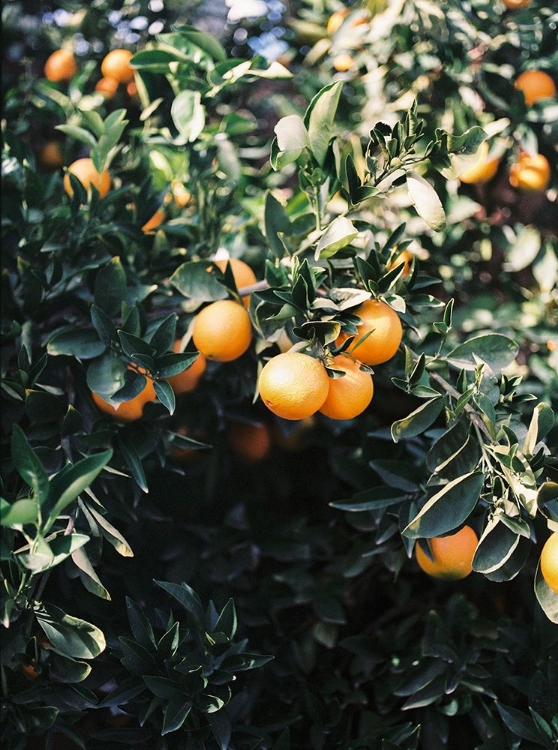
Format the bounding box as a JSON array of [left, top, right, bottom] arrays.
[[304, 81, 343, 167], [47, 329, 106, 359], [37, 603, 106, 659], [447, 334, 519, 373], [264, 191, 292, 259], [94, 258, 127, 318], [11, 425, 49, 502], [391, 397, 445, 443], [208, 709, 232, 750]]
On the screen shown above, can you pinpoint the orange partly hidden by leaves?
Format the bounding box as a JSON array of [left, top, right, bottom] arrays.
[[415, 525, 479, 581], [333, 53, 355, 72], [228, 421, 273, 463], [95, 76, 119, 99], [92, 377, 156, 423], [387, 248, 414, 278], [514, 70, 556, 106], [337, 299, 403, 366], [509, 152, 551, 192], [192, 299, 252, 362], [458, 141, 500, 184], [166, 341, 207, 394], [101, 49, 134, 83], [540, 532, 558, 594], [141, 209, 166, 234], [213, 258, 257, 306], [327, 8, 350, 35], [258, 352, 329, 421], [319, 354, 374, 420], [44, 49, 77, 82], [501, 0, 531, 7], [64, 158, 111, 199]]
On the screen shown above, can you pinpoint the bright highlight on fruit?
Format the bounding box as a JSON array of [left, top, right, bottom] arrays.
[[540, 532, 558, 594], [336, 299, 403, 366], [63, 158, 111, 199], [509, 152, 551, 192], [44, 49, 77, 82], [415, 525, 479, 581], [192, 299, 252, 362], [258, 352, 329, 421], [319, 354, 374, 420], [514, 70, 556, 106]]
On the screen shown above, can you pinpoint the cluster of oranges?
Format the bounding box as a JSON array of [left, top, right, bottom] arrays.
[[458, 68, 554, 192], [43, 46, 137, 100]]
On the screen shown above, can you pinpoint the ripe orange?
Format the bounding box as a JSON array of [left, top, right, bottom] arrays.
[[319, 354, 374, 420], [258, 352, 329, 420], [38, 141, 65, 171], [333, 53, 355, 72], [327, 8, 350, 35], [458, 141, 500, 184], [166, 341, 207, 394], [192, 300, 253, 362], [95, 76, 119, 99], [21, 660, 40, 680], [415, 525, 478, 581], [101, 49, 134, 84], [213, 258, 257, 306], [540, 532, 558, 594], [126, 81, 138, 99], [387, 248, 414, 278], [509, 153, 551, 192], [64, 158, 111, 199], [514, 70, 556, 105], [44, 49, 77, 82], [501, 0, 531, 7], [141, 209, 166, 233], [227, 421, 272, 463], [91, 377, 156, 423], [336, 299, 403, 366]]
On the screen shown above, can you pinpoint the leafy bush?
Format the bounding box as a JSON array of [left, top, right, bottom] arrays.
[[2, 0, 557, 748]]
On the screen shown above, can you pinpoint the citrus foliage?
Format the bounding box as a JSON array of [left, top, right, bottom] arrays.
[[2, 0, 557, 748]]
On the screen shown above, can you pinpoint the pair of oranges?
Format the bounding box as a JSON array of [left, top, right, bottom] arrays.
[[258, 299, 403, 422], [45, 47, 135, 91]]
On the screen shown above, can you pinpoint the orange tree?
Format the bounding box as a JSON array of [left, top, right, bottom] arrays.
[[1, 1, 557, 748]]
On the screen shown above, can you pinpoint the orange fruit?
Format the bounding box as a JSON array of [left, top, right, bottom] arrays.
[[332, 53, 355, 72], [44, 49, 77, 82], [336, 299, 403, 366], [166, 341, 207, 394], [501, 0, 531, 7], [509, 153, 551, 192], [213, 258, 257, 306], [21, 660, 40, 680], [387, 248, 414, 278], [458, 142, 500, 184], [540, 532, 558, 594], [38, 141, 64, 171], [192, 300, 253, 362], [514, 70, 556, 106], [95, 76, 119, 99], [64, 158, 111, 199], [415, 525, 478, 581], [141, 209, 166, 233], [258, 352, 329, 421], [169, 426, 209, 465], [319, 354, 374, 420], [327, 8, 350, 35], [228, 421, 272, 463], [101, 49, 134, 84], [91, 377, 156, 423], [126, 81, 138, 99]]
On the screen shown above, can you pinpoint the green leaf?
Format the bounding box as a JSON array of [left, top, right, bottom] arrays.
[[447, 334, 519, 373], [84, 504, 134, 557], [264, 191, 292, 259], [0, 497, 38, 528], [472, 517, 520, 574], [523, 403, 555, 456], [17, 534, 54, 572], [55, 125, 97, 149], [11, 425, 49, 503], [117, 436, 148, 494], [24, 389, 67, 424], [304, 81, 343, 167], [154, 580, 205, 626], [535, 564, 558, 624], [36, 603, 106, 659], [93, 109, 128, 172], [149, 314, 178, 356], [496, 703, 550, 745], [391, 397, 445, 443], [171, 90, 205, 143], [172, 24, 227, 62], [47, 329, 106, 359], [162, 695, 192, 735], [406, 171, 446, 231], [144, 675, 181, 699], [91, 305, 118, 347], [71, 546, 111, 599], [330, 486, 407, 512], [43, 451, 113, 532], [208, 710, 232, 750], [430, 126, 487, 179], [126, 597, 156, 650], [403, 471, 484, 538], [272, 114, 309, 168], [154, 379, 175, 415], [213, 599, 237, 640], [315, 216, 358, 260], [170, 260, 228, 302], [94, 258, 127, 318]]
